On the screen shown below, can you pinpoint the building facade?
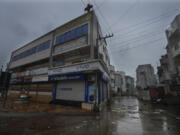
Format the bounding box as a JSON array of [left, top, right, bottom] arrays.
[[117, 71, 127, 96], [157, 55, 171, 94], [165, 14, 180, 85], [136, 64, 157, 100], [109, 65, 115, 96], [157, 13, 180, 95], [125, 75, 135, 96], [8, 11, 111, 110], [114, 71, 122, 95]]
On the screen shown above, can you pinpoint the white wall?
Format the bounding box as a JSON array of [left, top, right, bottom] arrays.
[[9, 33, 53, 69]]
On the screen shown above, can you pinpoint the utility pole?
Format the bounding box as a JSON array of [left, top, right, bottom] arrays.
[[97, 33, 114, 59], [94, 33, 113, 111]]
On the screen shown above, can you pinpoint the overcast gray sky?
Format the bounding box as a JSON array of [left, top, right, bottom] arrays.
[[0, 0, 180, 78]]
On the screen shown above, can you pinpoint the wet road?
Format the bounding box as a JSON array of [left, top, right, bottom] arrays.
[[1, 96, 180, 135], [68, 96, 180, 135]]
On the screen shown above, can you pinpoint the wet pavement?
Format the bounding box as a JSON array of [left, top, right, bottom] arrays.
[[1, 96, 180, 135]]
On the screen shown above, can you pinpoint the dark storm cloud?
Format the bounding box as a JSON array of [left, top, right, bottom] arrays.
[[0, 0, 180, 78]]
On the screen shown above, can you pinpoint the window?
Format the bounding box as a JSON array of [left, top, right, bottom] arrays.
[[12, 40, 51, 62], [55, 24, 88, 45], [37, 40, 51, 52]]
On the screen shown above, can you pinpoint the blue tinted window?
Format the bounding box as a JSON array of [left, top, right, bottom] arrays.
[[12, 40, 50, 61], [63, 33, 68, 42], [76, 27, 82, 37], [71, 29, 76, 39], [68, 31, 73, 39], [37, 40, 50, 52], [55, 24, 88, 45], [82, 24, 88, 35]]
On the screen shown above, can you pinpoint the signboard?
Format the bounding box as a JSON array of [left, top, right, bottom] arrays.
[[48, 72, 85, 81], [49, 60, 110, 81], [32, 75, 48, 82], [49, 61, 100, 75], [31, 67, 48, 76]]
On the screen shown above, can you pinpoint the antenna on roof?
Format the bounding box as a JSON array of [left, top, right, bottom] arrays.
[[84, 3, 93, 12]]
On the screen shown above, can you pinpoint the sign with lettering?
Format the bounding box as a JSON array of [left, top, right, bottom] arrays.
[[48, 60, 110, 81], [48, 72, 85, 81], [49, 61, 100, 75]]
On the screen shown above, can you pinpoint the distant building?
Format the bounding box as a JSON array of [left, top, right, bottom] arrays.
[[114, 71, 122, 95], [117, 71, 127, 96], [157, 55, 171, 94], [136, 64, 157, 100], [136, 64, 157, 89], [110, 69, 127, 96], [110, 65, 115, 96], [125, 75, 135, 96], [8, 11, 111, 110]]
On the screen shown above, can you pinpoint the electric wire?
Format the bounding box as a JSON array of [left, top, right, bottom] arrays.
[[110, 30, 164, 49], [80, 0, 86, 6], [109, 38, 164, 54], [108, 0, 140, 31], [90, 0, 113, 34], [113, 8, 180, 34]]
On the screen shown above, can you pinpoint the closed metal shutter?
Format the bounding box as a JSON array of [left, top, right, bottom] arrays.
[[56, 80, 85, 101]]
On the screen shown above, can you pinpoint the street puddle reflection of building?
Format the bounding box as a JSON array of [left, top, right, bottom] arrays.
[[110, 97, 143, 135]]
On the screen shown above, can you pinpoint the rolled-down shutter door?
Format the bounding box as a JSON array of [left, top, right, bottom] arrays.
[[56, 80, 85, 101]]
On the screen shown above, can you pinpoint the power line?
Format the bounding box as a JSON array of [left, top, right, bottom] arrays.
[[109, 38, 163, 54], [109, 34, 164, 52], [112, 21, 168, 40], [113, 8, 180, 34], [110, 30, 164, 49], [80, 0, 86, 6], [90, 0, 113, 34], [108, 0, 140, 31], [113, 14, 173, 36], [98, 0, 108, 9], [111, 28, 164, 43]]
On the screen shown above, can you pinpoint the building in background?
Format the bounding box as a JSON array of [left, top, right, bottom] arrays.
[[157, 55, 171, 94], [136, 64, 157, 100], [8, 11, 111, 110], [110, 69, 127, 97], [114, 71, 122, 96], [118, 71, 127, 96], [157, 13, 180, 96], [125, 75, 135, 96], [110, 65, 116, 96]]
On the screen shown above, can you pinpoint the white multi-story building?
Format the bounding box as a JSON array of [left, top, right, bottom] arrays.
[[157, 14, 180, 96], [136, 64, 157, 89], [136, 64, 157, 100], [125, 75, 135, 96], [116, 71, 126, 96], [165, 14, 180, 85], [8, 11, 111, 110]]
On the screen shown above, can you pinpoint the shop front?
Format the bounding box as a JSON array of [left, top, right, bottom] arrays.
[[49, 71, 110, 108]]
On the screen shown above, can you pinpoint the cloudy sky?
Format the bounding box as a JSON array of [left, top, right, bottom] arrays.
[[0, 0, 180, 78]]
